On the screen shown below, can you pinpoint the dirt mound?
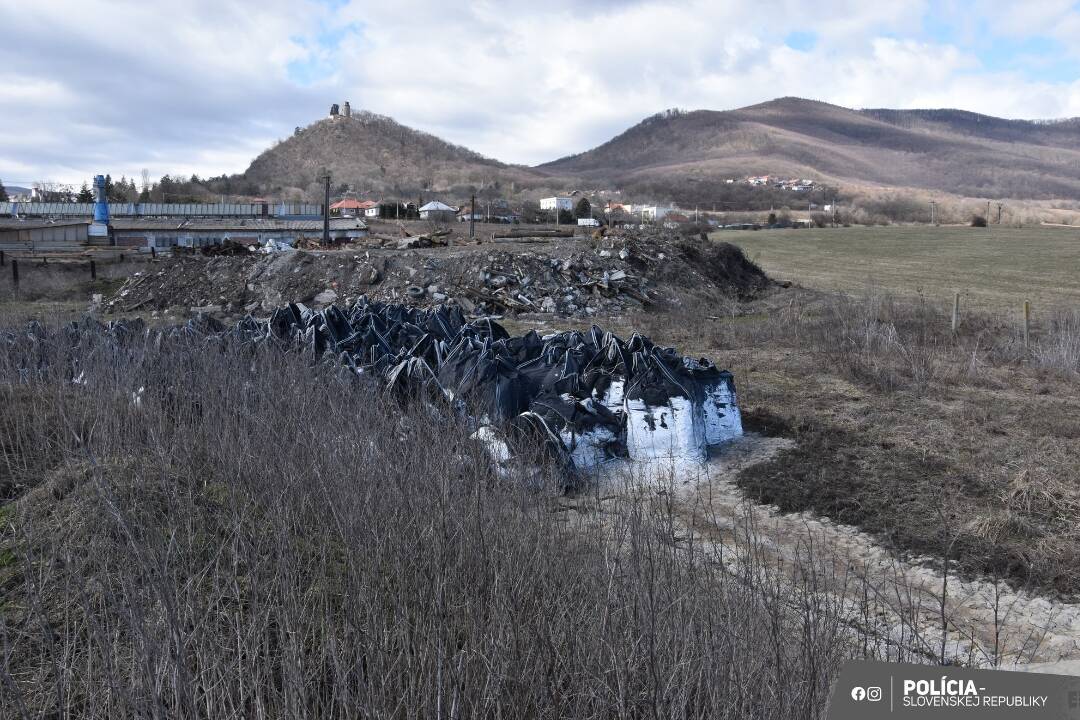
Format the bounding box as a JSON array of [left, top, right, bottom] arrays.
[[105, 230, 773, 318], [677, 241, 771, 299]]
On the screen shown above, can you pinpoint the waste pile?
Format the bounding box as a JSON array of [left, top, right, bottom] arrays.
[[104, 232, 771, 319], [7, 301, 742, 484]]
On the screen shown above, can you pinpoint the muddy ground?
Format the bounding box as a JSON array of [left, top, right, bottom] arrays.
[[639, 436, 1079, 668]]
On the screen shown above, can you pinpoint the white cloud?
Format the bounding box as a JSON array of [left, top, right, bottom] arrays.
[[2, 0, 1079, 186]]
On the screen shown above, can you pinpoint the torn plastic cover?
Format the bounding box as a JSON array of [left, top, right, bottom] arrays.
[[10, 301, 743, 480]]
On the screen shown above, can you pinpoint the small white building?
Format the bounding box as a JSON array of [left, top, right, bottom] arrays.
[[540, 197, 573, 212], [418, 200, 457, 221], [577, 217, 600, 227], [639, 205, 674, 221]]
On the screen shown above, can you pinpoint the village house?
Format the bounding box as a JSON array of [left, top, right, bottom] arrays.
[[639, 205, 675, 221], [418, 200, 457, 222], [329, 198, 367, 217]]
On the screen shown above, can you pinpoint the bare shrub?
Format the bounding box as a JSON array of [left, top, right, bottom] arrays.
[[1033, 309, 1080, 375], [796, 292, 946, 393], [0, 321, 867, 718]]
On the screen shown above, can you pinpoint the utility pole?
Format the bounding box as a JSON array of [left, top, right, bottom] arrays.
[[469, 194, 476, 239], [322, 175, 331, 246], [986, 200, 991, 229], [930, 200, 936, 226]]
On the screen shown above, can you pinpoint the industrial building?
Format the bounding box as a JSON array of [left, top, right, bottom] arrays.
[[0, 201, 323, 218], [0, 177, 353, 252], [540, 197, 573, 212], [109, 218, 368, 250], [0, 219, 90, 251]]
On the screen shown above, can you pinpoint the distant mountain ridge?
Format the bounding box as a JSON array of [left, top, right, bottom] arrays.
[[540, 98, 1080, 200], [243, 98, 1080, 202]]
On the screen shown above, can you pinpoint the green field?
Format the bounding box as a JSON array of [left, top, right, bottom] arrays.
[[718, 224, 1080, 313]]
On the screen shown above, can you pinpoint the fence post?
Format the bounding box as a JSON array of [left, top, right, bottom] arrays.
[[951, 293, 960, 333], [90, 259, 97, 280], [0, 250, 4, 266], [151, 245, 156, 259], [1023, 300, 1031, 347], [12, 259, 18, 288]]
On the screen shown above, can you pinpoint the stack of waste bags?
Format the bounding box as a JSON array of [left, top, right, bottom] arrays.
[[4, 300, 742, 482]]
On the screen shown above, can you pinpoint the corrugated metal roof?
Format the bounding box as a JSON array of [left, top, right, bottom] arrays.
[[110, 218, 367, 231], [419, 201, 456, 212], [0, 219, 90, 230]]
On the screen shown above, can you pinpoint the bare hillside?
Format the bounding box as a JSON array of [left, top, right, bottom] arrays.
[[541, 98, 1080, 200], [244, 110, 548, 200]]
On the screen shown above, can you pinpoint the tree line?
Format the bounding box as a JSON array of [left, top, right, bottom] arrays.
[[3, 172, 265, 205]]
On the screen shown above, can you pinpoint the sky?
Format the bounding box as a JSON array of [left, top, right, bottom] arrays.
[[3, 0, 1080, 188]]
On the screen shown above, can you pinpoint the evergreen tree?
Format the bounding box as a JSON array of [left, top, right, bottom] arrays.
[[0, 179, 8, 202], [77, 182, 94, 203], [157, 175, 173, 202], [115, 175, 130, 202], [574, 197, 591, 219]]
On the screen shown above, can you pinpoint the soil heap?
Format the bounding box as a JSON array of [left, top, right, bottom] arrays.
[[106, 229, 770, 319]]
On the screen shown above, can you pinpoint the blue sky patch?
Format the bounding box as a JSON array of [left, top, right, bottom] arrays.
[[784, 31, 818, 52], [287, 21, 363, 86]]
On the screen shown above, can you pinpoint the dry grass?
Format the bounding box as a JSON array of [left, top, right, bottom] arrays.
[[4, 223, 1080, 714], [0, 321, 885, 718], [631, 279, 1080, 596], [723, 224, 1080, 314], [0, 256, 131, 304]]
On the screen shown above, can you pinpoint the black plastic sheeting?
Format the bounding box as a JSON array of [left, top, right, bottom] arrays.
[[2, 300, 742, 482]]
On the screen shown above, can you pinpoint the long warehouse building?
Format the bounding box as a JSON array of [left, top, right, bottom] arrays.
[[0, 217, 368, 252]]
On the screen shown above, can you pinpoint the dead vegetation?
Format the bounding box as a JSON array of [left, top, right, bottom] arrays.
[[0, 257, 130, 304], [647, 287, 1080, 596], [5, 227, 1080, 713], [0, 328, 868, 718]]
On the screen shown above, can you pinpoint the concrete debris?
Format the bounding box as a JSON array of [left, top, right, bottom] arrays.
[[106, 229, 771, 319], [313, 289, 338, 305]]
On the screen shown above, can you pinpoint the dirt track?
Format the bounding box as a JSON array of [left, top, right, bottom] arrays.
[[596, 435, 1080, 669]]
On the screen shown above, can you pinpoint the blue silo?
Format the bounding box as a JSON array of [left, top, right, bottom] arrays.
[[93, 175, 109, 223]]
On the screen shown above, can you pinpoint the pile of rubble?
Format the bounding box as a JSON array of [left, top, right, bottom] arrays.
[[105, 230, 771, 319], [9, 301, 743, 484]]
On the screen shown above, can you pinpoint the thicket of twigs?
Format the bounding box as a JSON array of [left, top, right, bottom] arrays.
[[0, 326, 875, 719]]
